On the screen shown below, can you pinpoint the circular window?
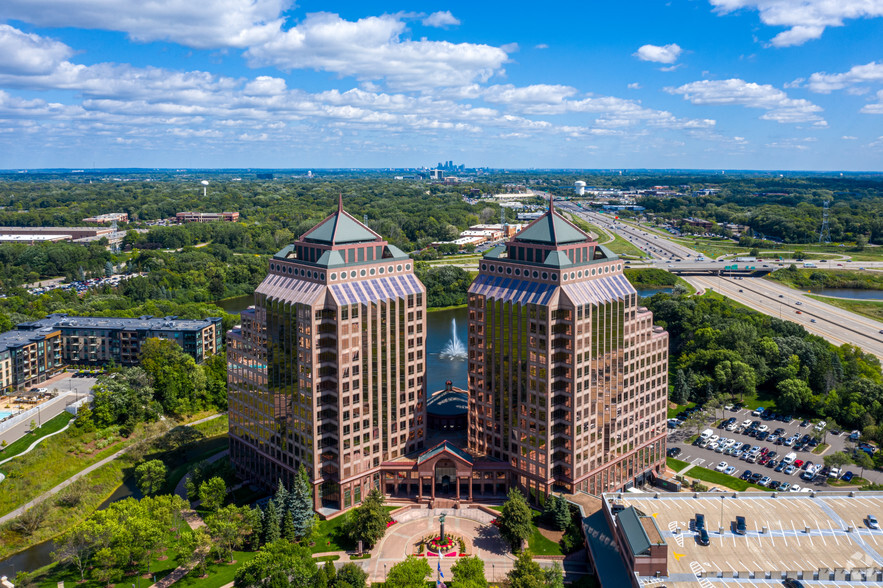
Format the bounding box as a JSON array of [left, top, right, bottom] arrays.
[[397, 264, 402, 272], [532, 270, 539, 278], [405, 263, 411, 271], [592, 268, 596, 276], [379, 267, 385, 274], [570, 272, 575, 280], [515, 268, 521, 276], [542, 272, 548, 280], [307, 270, 312, 278], [481, 264, 487, 271], [388, 265, 394, 273], [330, 273, 337, 280], [605, 266, 609, 274], [551, 273, 558, 281], [301, 269, 306, 276], [578, 271, 583, 278], [370, 268, 376, 276], [506, 267, 512, 275], [350, 270, 357, 278], [360, 269, 367, 277], [617, 264, 622, 271], [320, 273, 325, 280], [270, 263, 276, 271]]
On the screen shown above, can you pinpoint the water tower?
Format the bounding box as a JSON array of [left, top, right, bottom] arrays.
[[574, 180, 586, 195]]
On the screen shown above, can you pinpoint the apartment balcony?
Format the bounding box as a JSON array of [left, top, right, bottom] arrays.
[[317, 336, 337, 348], [552, 338, 571, 351], [551, 409, 571, 424]]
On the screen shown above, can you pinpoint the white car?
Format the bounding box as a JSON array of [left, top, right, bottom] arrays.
[[724, 439, 736, 449], [789, 484, 802, 492], [724, 466, 737, 475], [742, 419, 753, 428], [757, 425, 769, 433], [732, 442, 744, 452], [814, 420, 827, 431], [868, 515, 880, 530], [715, 461, 728, 472], [709, 435, 720, 444]]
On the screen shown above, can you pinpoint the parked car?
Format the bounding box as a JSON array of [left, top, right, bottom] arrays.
[[868, 515, 880, 530], [740, 470, 752, 481], [715, 461, 728, 472], [841, 471, 855, 482], [667, 447, 682, 458], [698, 528, 710, 546], [734, 516, 747, 535], [758, 476, 772, 487], [695, 514, 706, 530], [784, 578, 805, 588]]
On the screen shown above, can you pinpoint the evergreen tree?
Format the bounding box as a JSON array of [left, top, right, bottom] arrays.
[[273, 479, 290, 514], [498, 488, 532, 553], [282, 509, 296, 541], [250, 505, 264, 548], [289, 465, 317, 540], [323, 559, 337, 586], [673, 369, 691, 405], [552, 495, 571, 532], [263, 501, 281, 545], [336, 563, 368, 588]]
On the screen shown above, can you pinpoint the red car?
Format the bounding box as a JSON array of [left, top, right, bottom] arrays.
[[796, 310, 802, 314], [794, 459, 804, 469]]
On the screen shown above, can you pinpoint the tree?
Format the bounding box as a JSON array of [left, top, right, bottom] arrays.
[[336, 562, 368, 588], [289, 465, 317, 539], [853, 450, 874, 479], [349, 489, 391, 549], [199, 476, 227, 512], [263, 500, 281, 545], [53, 521, 98, 582], [823, 451, 852, 471], [135, 459, 167, 495], [206, 505, 258, 563], [450, 555, 488, 588], [507, 552, 546, 588], [672, 369, 691, 405], [234, 540, 317, 588], [714, 360, 756, 402], [497, 488, 532, 553], [281, 509, 295, 541], [543, 494, 570, 532], [386, 556, 431, 588], [776, 379, 814, 415], [855, 235, 868, 251]]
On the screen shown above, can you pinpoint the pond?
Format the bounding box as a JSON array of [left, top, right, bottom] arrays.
[[812, 288, 883, 300], [213, 294, 253, 314], [0, 477, 141, 575], [636, 287, 674, 298]]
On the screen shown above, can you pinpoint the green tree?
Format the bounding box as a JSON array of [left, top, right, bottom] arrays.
[[776, 378, 814, 414], [336, 562, 368, 588], [386, 556, 432, 588], [672, 369, 691, 405], [263, 500, 281, 545], [349, 489, 391, 549], [199, 476, 227, 512], [855, 235, 868, 251], [290, 465, 317, 539], [450, 555, 488, 588], [823, 451, 852, 471], [853, 450, 874, 478], [52, 521, 98, 582], [135, 459, 167, 495], [507, 552, 545, 588], [498, 488, 533, 553], [234, 540, 317, 588], [714, 360, 756, 402], [281, 509, 295, 541], [206, 505, 258, 563]]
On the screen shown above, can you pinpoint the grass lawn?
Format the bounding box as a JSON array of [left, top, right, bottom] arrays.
[[0, 412, 73, 462], [311, 506, 398, 553], [807, 294, 883, 323], [813, 443, 830, 455], [428, 303, 468, 313], [682, 464, 772, 492], [666, 457, 690, 472], [33, 541, 184, 588], [175, 551, 258, 588], [485, 506, 562, 556], [667, 402, 697, 419]]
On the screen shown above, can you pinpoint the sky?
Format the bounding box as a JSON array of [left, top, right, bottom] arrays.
[[1, 1, 882, 170]]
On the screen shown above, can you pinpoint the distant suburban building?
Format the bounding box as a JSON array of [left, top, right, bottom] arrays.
[[175, 211, 240, 223], [0, 326, 63, 392], [83, 213, 129, 224], [0, 226, 125, 250], [0, 314, 222, 390]]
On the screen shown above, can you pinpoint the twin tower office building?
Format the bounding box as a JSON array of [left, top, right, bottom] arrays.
[[227, 197, 669, 513]]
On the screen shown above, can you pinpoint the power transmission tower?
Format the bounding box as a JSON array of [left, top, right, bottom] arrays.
[[819, 200, 831, 244]]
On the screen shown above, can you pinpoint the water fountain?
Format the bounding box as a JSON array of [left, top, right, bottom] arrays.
[[439, 318, 467, 360]]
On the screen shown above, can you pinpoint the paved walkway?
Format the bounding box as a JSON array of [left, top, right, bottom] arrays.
[[0, 413, 225, 526], [173, 449, 229, 501]]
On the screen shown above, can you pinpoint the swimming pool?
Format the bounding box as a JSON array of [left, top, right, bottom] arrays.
[[0, 411, 13, 420]]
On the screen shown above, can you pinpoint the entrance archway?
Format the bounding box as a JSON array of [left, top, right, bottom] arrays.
[[435, 460, 456, 496]]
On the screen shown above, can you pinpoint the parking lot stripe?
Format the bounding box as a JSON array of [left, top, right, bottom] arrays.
[[778, 521, 787, 547], [830, 524, 840, 545], [813, 519, 826, 546], [789, 520, 800, 547]]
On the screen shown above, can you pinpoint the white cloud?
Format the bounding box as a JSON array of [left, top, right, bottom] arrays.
[[842, 135, 858, 139], [862, 90, 883, 114], [534, 43, 549, 50], [0, 25, 73, 75], [627, 83, 642, 90], [0, 0, 289, 49], [633, 43, 682, 64], [765, 137, 817, 149], [709, 0, 883, 47], [665, 78, 825, 124], [244, 12, 509, 91], [805, 61, 883, 93], [483, 84, 578, 106], [422, 11, 460, 28]]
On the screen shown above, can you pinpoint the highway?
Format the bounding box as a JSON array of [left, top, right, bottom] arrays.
[[556, 204, 883, 357]]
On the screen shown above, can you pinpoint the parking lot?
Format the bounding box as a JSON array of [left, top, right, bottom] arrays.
[[668, 405, 883, 490]]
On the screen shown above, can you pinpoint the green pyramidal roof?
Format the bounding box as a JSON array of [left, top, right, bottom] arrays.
[[302, 209, 381, 245], [514, 210, 590, 245]]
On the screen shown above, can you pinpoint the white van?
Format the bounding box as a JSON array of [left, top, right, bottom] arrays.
[[782, 452, 797, 465], [700, 429, 713, 440]]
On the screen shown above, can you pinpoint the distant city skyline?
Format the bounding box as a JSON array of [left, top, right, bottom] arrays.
[[1, 1, 882, 170]]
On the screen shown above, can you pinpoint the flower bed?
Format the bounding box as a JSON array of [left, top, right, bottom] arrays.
[[428, 536, 455, 553]]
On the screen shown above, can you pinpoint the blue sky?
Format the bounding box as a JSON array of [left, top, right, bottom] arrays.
[[1, 0, 882, 170]]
